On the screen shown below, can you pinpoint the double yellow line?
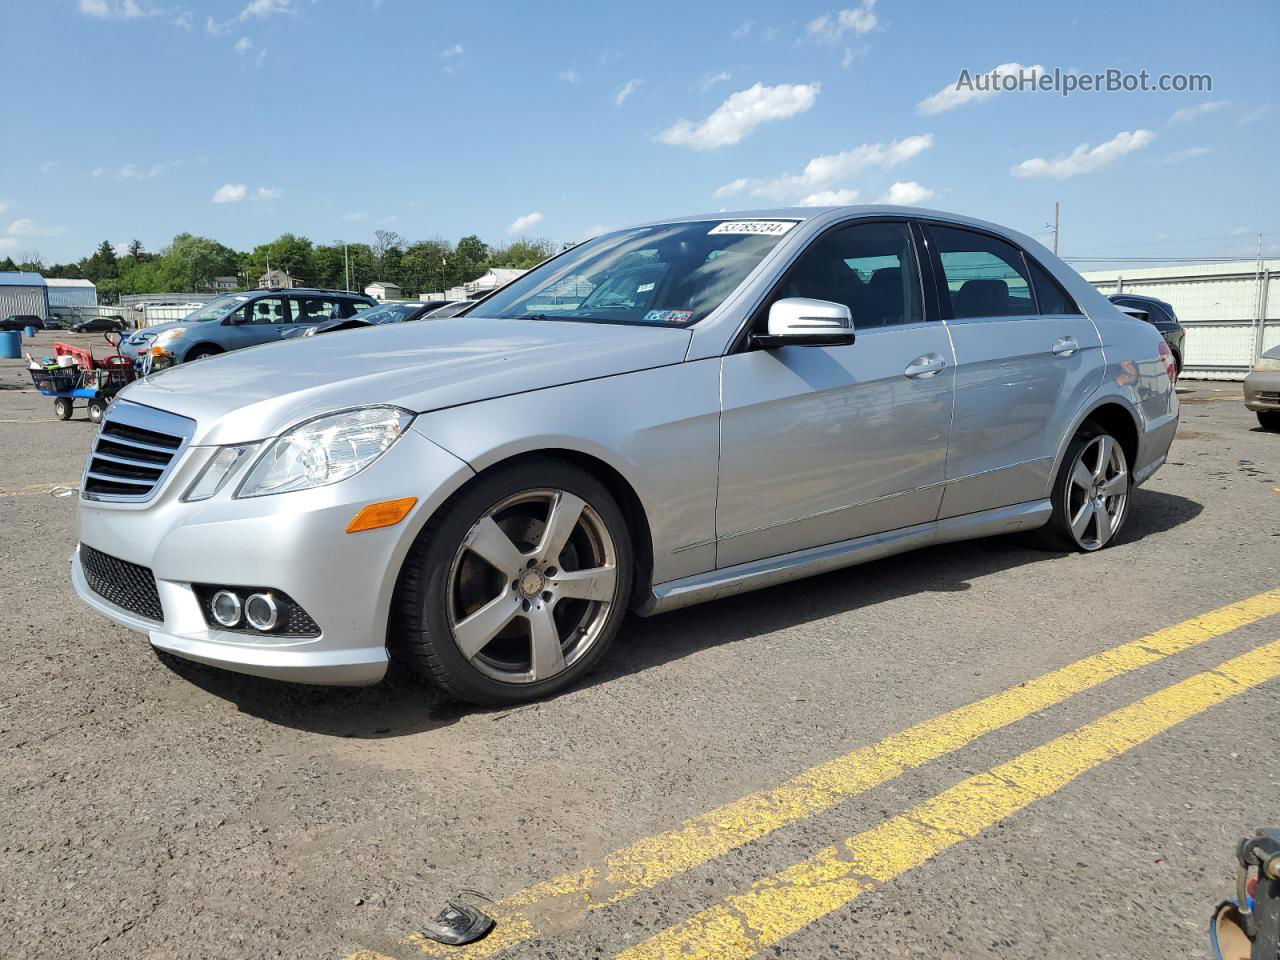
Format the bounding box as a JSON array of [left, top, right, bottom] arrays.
[[348, 588, 1280, 960]]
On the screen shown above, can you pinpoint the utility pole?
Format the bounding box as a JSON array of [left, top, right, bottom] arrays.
[[1052, 201, 1060, 256], [344, 242, 351, 292]]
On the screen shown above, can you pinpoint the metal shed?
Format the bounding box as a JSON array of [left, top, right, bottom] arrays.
[[1082, 259, 1279, 380], [0, 272, 49, 322], [45, 277, 98, 307]]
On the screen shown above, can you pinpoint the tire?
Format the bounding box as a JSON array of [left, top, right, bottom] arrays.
[[1031, 422, 1132, 552], [1259, 412, 1280, 432], [87, 399, 106, 424], [394, 457, 634, 706], [53, 397, 73, 421], [185, 345, 222, 362]]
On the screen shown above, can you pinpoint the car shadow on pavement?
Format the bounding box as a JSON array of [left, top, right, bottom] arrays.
[[162, 488, 1201, 735]]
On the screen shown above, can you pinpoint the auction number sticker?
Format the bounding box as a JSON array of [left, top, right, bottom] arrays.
[[707, 220, 798, 236]]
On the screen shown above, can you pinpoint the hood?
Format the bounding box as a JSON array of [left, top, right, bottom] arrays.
[[118, 315, 692, 445], [126, 320, 188, 340]]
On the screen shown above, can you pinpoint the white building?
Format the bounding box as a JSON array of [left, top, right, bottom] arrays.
[[1081, 259, 1280, 380], [212, 275, 240, 291], [0, 272, 48, 322], [45, 277, 98, 307], [258, 268, 298, 289], [365, 281, 402, 301], [445, 267, 526, 301]]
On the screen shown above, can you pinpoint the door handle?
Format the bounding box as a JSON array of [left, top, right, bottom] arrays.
[[1051, 336, 1079, 357], [904, 354, 945, 378]]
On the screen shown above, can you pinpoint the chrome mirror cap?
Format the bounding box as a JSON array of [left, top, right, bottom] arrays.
[[755, 297, 855, 348]]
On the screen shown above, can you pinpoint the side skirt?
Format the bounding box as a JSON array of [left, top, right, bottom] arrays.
[[637, 500, 1051, 616]]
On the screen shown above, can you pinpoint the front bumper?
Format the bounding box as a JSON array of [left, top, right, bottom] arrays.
[[1244, 370, 1280, 411], [72, 420, 474, 686]]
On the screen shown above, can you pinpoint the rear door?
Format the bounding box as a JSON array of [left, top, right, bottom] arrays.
[[921, 222, 1103, 517], [289, 294, 344, 332], [715, 218, 955, 567]]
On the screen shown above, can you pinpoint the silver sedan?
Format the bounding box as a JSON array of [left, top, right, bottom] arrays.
[[72, 206, 1179, 704]]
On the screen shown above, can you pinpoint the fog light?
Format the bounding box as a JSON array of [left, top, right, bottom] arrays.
[[211, 590, 242, 627], [244, 593, 279, 632]]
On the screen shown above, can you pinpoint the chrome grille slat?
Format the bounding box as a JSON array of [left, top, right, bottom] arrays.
[[81, 401, 197, 503]]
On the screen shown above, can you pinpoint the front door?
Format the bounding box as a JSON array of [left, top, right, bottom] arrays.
[[226, 295, 291, 350], [715, 219, 955, 568]]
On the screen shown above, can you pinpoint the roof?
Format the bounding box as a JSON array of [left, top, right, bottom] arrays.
[[44, 278, 96, 288], [366, 280, 401, 288], [486, 268, 525, 282], [0, 272, 46, 287]]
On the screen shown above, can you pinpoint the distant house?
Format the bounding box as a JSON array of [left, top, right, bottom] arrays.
[[258, 268, 297, 289], [365, 281, 401, 301], [45, 277, 98, 307], [446, 267, 526, 301], [0, 272, 49, 322], [212, 275, 240, 292]]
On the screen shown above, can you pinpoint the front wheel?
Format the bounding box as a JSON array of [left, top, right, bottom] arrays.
[[87, 399, 107, 424], [185, 346, 221, 363], [394, 458, 634, 705], [1258, 412, 1280, 432], [53, 397, 73, 421], [1035, 423, 1132, 552]]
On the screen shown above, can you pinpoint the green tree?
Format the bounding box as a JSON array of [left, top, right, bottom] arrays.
[[489, 238, 557, 269], [154, 233, 240, 291], [79, 241, 119, 283], [244, 234, 316, 286], [0, 256, 17, 272]]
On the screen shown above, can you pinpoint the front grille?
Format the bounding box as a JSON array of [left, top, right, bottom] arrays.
[[80, 544, 164, 621], [82, 402, 195, 501], [1258, 391, 1280, 403]]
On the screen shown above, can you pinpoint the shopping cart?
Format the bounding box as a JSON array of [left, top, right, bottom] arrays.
[[27, 331, 139, 424]]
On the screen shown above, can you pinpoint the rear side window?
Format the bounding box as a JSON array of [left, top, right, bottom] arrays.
[[1028, 259, 1082, 315], [290, 297, 340, 323], [929, 225, 1035, 319]]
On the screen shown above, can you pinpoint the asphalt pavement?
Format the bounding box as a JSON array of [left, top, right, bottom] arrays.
[[2, 331, 1278, 959]]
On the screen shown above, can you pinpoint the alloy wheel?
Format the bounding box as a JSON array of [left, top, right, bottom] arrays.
[[1066, 434, 1128, 550], [446, 489, 618, 684]]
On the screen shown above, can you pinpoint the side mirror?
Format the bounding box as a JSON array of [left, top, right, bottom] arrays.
[[753, 297, 855, 348]]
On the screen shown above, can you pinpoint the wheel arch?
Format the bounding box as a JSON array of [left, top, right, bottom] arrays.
[[183, 342, 224, 362], [1050, 397, 1142, 487]]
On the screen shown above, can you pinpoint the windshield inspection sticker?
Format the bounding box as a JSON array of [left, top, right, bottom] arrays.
[[644, 309, 693, 324], [708, 220, 798, 237]]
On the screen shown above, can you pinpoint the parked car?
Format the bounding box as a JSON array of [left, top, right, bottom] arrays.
[[290, 299, 454, 338], [1, 313, 43, 331], [1107, 293, 1185, 375], [70, 316, 125, 333], [73, 207, 1178, 705], [122, 288, 376, 364], [1244, 344, 1280, 431]]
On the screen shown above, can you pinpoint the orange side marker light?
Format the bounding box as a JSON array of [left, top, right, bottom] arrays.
[[346, 497, 418, 534]]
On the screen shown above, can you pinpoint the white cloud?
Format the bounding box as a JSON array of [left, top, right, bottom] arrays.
[[878, 181, 934, 205], [581, 223, 614, 239], [559, 69, 579, 83], [799, 189, 860, 206], [40, 161, 56, 175], [255, 186, 281, 200], [658, 81, 820, 150], [240, 0, 292, 18], [731, 20, 753, 39], [917, 62, 1044, 114], [342, 211, 368, 222], [1168, 100, 1230, 124], [697, 71, 732, 92], [1012, 129, 1155, 179], [1240, 104, 1270, 125], [0, 201, 7, 215], [1231, 226, 1253, 236], [614, 78, 643, 106], [440, 43, 463, 58], [1163, 146, 1211, 164], [7, 219, 66, 238], [211, 183, 247, 203], [235, 36, 253, 53], [0, 238, 17, 252], [718, 134, 934, 201], [79, 0, 146, 19], [508, 211, 544, 235], [807, 0, 877, 43]]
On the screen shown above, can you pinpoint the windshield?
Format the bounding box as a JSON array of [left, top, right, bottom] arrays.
[[185, 294, 250, 322], [474, 219, 797, 327], [359, 302, 419, 325]]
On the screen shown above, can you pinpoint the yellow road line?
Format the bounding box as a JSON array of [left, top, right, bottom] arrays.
[[619, 636, 1280, 960], [361, 589, 1280, 960]]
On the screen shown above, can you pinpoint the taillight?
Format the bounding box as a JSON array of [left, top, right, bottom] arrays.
[[1157, 340, 1177, 384]]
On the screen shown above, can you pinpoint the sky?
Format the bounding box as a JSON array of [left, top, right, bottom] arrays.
[[1, 0, 1277, 268]]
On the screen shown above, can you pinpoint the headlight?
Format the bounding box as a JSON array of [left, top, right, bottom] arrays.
[[1254, 356, 1280, 372], [154, 327, 187, 344], [236, 406, 414, 498]]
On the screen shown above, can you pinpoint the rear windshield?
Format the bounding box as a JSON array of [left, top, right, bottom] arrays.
[[473, 219, 796, 327]]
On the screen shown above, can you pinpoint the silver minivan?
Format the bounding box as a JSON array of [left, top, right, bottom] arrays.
[[73, 206, 1178, 704]]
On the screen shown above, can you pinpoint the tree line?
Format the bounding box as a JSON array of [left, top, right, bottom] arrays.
[[0, 231, 561, 303]]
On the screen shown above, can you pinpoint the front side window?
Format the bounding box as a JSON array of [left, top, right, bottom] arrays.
[[929, 225, 1034, 319], [475, 219, 795, 327], [186, 294, 250, 322], [245, 297, 288, 324], [773, 220, 923, 329]]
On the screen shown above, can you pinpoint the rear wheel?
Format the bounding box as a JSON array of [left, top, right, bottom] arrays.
[[53, 397, 73, 421], [395, 458, 633, 705], [1259, 412, 1280, 432], [1033, 423, 1131, 552]]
